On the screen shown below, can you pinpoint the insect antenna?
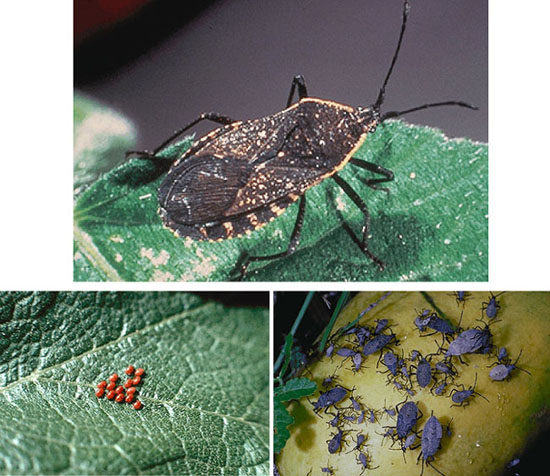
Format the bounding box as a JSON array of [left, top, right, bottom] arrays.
[[381, 101, 478, 121], [373, 0, 410, 112], [373, 1, 478, 121]]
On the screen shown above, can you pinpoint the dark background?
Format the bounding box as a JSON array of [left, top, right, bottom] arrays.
[[75, 0, 487, 150]]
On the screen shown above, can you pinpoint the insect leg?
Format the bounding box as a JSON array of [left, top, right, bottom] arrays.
[[236, 194, 307, 279], [286, 75, 309, 108], [331, 173, 385, 270], [350, 158, 394, 192], [126, 112, 237, 158]]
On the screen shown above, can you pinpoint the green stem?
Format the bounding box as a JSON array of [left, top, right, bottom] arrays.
[[318, 292, 350, 353], [274, 291, 315, 378]]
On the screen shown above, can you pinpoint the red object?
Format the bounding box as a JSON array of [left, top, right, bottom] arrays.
[[109, 373, 119, 382], [107, 390, 116, 400], [96, 389, 105, 398], [115, 393, 125, 403], [125, 365, 135, 375], [97, 381, 107, 389], [124, 380, 133, 388], [106, 381, 116, 391], [127, 386, 137, 394], [133, 400, 142, 410], [135, 368, 145, 377], [132, 376, 141, 385], [74, 0, 153, 44], [115, 385, 124, 394], [125, 394, 134, 403]]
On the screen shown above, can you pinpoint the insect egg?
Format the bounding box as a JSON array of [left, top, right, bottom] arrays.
[[127, 387, 137, 395], [106, 381, 116, 391], [115, 385, 124, 394], [97, 381, 107, 389], [106, 390, 116, 400], [125, 365, 135, 375], [133, 400, 142, 410], [109, 373, 118, 382], [132, 376, 141, 385], [95, 389, 105, 398], [135, 368, 145, 377], [115, 393, 125, 403], [125, 394, 134, 403], [124, 380, 133, 388]]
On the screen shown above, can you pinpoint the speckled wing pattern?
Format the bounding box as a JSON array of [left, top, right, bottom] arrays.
[[159, 98, 367, 241]]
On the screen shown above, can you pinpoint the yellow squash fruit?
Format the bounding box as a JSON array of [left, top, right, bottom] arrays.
[[277, 292, 550, 476]]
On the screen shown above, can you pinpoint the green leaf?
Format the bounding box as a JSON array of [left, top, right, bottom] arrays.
[[74, 93, 137, 194], [74, 119, 487, 281], [0, 292, 269, 475], [273, 400, 294, 454], [274, 377, 317, 403]]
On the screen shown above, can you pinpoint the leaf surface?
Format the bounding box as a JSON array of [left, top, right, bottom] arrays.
[[273, 400, 294, 455], [274, 378, 317, 403], [74, 104, 488, 281], [0, 292, 269, 475]]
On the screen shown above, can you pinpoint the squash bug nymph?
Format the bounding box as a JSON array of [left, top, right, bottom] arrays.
[[128, 0, 477, 279]]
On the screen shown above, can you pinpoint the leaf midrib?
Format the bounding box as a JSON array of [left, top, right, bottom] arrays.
[[0, 375, 269, 432], [74, 224, 122, 281], [0, 301, 218, 394]]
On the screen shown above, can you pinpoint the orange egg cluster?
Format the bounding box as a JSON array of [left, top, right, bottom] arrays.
[[95, 366, 145, 410]]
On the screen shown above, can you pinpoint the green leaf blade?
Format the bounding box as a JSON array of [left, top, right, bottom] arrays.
[[274, 377, 317, 402], [273, 400, 294, 454]]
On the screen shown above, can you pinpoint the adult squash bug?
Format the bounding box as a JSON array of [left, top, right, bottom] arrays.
[[128, 0, 476, 279]]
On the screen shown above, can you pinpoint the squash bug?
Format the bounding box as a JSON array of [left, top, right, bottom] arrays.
[[434, 358, 458, 383], [347, 433, 367, 453], [431, 381, 447, 396], [350, 395, 363, 412], [482, 292, 503, 319], [450, 373, 489, 408], [362, 331, 398, 357], [368, 409, 378, 424], [489, 349, 531, 381], [395, 400, 421, 439], [336, 347, 357, 358], [497, 346, 508, 362], [423, 315, 455, 337], [386, 400, 422, 459], [453, 291, 470, 306], [327, 428, 347, 454], [356, 451, 379, 474], [445, 322, 494, 358], [326, 412, 341, 428], [374, 318, 389, 335], [418, 414, 446, 476], [320, 464, 335, 475], [322, 372, 340, 388], [415, 356, 433, 389], [400, 433, 417, 462], [311, 386, 350, 414], [128, 0, 477, 279], [382, 351, 399, 376]]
